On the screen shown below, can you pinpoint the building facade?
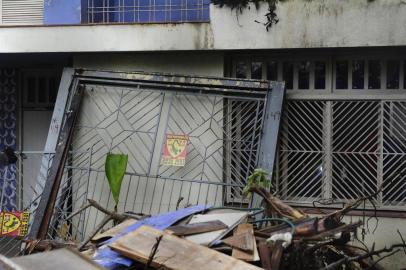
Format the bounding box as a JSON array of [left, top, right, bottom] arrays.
[[0, 0, 405, 267]]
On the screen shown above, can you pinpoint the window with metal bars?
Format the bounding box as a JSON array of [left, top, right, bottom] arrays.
[[232, 55, 406, 210], [82, 0, 210, 23], [234, 58, 406, 91], [22, 70, 61, 110]]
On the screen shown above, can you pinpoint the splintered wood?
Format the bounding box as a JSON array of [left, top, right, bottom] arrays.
[[228, 224, 259, 262], [109, 225, 263, 270], [166, 220, 228, 236]]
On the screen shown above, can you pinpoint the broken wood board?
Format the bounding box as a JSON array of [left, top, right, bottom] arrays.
[[166, 220, 228, 236], [231, 224, 260, 262], [92, 219, 137, 242], [109, 225, 263, 270], [222, 232, 254, 252], [10, 248, 105, 270], [258, 241, 272, 270], [185, 211, 248, 246]]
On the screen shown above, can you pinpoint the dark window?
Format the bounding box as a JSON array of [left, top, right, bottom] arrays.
[[314, 62, 326, 89], [251, 62, 262, 79], [38, 77, 47, 103], [404, 61, 406, 89], [283, 62, 294, 89], [49, 77, 58, 103], [236, 62, 247, 79], [368, 60, 381, 89], [27, 77, 36, 103], [386, 60, 400, 89], [267, 61, 278, 81], [352, 60, 365, 89], [298, 61, 310, 89], [335, 61, 348, 89]]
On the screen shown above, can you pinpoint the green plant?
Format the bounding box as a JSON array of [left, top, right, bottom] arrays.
[[243, 168, 272, 198], [105, 153, 128, 208], [211, 0, 281, 30]]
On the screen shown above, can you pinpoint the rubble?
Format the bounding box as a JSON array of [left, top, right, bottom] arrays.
[[7, 187, 405, 270]]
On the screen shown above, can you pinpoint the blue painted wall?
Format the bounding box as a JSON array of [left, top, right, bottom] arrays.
[[44, 0, 81, 25]]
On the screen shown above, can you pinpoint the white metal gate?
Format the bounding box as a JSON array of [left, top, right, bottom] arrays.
[[277, 98, 406, 210]]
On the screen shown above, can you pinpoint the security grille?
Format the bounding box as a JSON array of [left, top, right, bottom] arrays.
[[83, 0, 210, 23], [277, 99, 406, 210], [232, 53, 406, 211]]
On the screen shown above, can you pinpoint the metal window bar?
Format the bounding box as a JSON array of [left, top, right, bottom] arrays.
[[276, 99, 406, 211], [85, 0, 210, 24]]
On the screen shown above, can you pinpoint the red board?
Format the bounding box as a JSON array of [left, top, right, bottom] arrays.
[[0, 212, 30, 237], [161, 134, 189, 167]]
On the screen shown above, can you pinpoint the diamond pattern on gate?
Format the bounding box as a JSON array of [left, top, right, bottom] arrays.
[[47, 85, 165, 240], [157, 94, 265, 204]]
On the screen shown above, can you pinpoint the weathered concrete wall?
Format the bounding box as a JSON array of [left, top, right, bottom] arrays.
[[73, 52, 224, 76], [1, 0, 406, 52], [342, 215, 406, 269]]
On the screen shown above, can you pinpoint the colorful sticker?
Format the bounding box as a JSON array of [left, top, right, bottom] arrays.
[[0, 211, 30, 237], [161, 134, 189, 167]]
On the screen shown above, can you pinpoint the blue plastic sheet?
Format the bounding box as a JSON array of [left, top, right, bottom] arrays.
[[93, 205, 209, 269]]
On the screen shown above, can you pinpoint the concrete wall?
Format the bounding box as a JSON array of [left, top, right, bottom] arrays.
[[342, 215, 406, 269], [1, 0, 406, 52], [73, 52, 224, 76]]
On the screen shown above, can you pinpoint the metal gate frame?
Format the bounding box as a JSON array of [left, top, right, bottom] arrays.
[[27, 68, 285, 241]]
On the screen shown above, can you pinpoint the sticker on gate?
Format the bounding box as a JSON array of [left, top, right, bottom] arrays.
[[0, 211, 30, 237], [161, 134, 189, 167]]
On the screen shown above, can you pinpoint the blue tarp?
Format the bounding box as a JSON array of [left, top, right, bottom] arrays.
[[93, 205, 209, 269]]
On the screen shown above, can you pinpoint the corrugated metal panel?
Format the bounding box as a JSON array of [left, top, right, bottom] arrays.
[[1, 0, 43, 25]]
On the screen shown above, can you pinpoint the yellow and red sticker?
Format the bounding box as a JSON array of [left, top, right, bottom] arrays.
[[0, 211, 30, 237], [161, 134, 189, 167]]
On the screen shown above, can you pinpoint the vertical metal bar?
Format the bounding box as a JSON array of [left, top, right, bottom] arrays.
[[29, 68, 75, 213], [323, 101, 333, 200], [400, 60, 405, 90], [348, 60, 353, 90], [79, 144, 94, 240], [293, 62, 299, 90], [29, 82, 84, 240], [382, 60, 387, 90], [377, 101, 384, 206], [17, 70, 23, 210], [251, 82, 286, 209]]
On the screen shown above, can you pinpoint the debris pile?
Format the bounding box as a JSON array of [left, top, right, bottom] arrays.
[[6, 184, 405, 270]]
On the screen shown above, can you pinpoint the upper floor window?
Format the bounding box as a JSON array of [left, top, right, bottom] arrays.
[[83, 0, 210, 24]]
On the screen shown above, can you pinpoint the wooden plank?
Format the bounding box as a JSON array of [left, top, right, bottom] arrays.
[[92, 219, 137, 242], [231, 224, 260, 262], [222, 232, 254, 252], [270, 240, 283, 270], [109, 225, 263, 270], [257, 241, 272, 270], [185, 212, 248, 246], [166, 220, 228, 236]]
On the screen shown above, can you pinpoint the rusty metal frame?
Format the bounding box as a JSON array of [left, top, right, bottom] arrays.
[[28, 68, 285, 240]]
